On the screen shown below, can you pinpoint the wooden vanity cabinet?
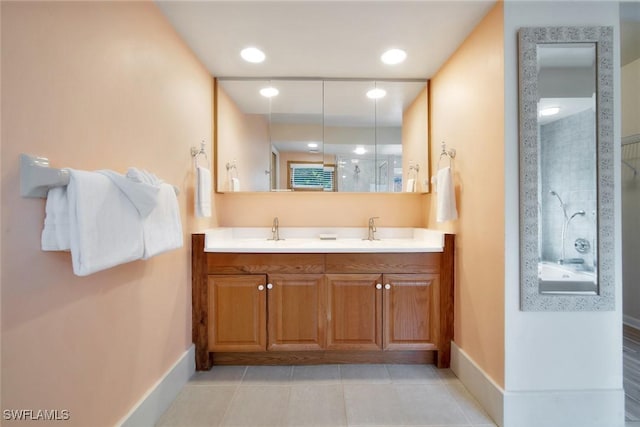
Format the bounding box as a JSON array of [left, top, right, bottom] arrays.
[[192, 234, 454, 371]]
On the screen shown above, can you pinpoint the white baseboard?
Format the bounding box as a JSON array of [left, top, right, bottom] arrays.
[[450, 342, 625, 427], [450, 341, 504, 426], [624, 314, 640, 330], [117, 344, 195, 427], [503, 388, 625, 427]]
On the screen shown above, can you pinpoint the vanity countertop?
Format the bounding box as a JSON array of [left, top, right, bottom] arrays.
[[203, 227, 446, 253]]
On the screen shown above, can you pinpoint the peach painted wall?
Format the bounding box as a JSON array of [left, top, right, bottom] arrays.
[[402, 85, 429, 192], [216, 192, 428, 227], [216, 85, 270, 192], [428, 3, 505, 387], [1, 2, 213, 425]]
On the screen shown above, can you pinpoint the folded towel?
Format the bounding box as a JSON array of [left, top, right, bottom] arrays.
[[42, 186, 71, 251], [67, 170, 144, 276], [196, 166, 211, 217], [98, 168, 161, 218], [126, 168, 163, 186], [142, 183, 183, 259], [435, 167, 458, 223]]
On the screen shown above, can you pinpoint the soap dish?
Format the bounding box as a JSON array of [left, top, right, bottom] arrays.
[[319, 233, 338, 240]]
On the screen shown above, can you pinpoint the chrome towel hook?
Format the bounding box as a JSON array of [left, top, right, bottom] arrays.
[[191, 140, 209, 168]]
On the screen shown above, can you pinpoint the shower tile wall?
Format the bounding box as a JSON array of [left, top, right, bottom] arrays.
[[540, 109, 597, 268], [336, 155, 402, 192]]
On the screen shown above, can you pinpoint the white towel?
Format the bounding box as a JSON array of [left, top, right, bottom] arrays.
[[405, 178, 415, 192], [142, 183, 183, 259], [41, 186, 71, 251], [97, 168, 161, 218], [67, 170, 144, 276], [196, 166, 211, 217], [435, 167, 458, 223], [231, 177, 240, 192]]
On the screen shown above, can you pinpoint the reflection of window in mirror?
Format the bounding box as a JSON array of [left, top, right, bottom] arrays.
[[287, 161, 336, 192]]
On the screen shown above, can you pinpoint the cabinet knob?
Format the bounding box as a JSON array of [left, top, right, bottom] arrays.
[[384, 284, 391, 290], [376, 283, 382, 290], [267, 283, 273, 290], [258, 285, 265, 291]]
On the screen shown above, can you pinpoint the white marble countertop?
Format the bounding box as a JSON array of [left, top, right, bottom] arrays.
[[203, 227, 446, 253]]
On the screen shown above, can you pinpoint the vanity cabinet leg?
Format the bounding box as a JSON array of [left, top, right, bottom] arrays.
[[192, 234, 211, 371], [438, 234, 455, 369]]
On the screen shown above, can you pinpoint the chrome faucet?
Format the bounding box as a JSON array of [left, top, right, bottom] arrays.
[[269, 217, 281, 241], [365, 217, 379, 241]]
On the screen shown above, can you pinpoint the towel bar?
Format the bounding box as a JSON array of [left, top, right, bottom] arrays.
[[20, 153, 180, 198]]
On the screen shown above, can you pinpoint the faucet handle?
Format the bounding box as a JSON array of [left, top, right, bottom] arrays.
[[369, 216, 379, 224]]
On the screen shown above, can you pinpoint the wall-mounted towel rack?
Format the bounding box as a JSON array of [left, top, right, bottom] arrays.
[[438, 141, 456, 169], [191, 140, 209, 168], [20, 153, 179, 198]]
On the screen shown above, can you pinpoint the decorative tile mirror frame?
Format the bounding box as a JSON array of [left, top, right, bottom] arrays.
[[519, 26, 615, 311]]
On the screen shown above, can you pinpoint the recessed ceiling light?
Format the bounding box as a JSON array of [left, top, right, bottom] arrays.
[[366, 88, 386, 99], [260, 87, 279, 98], [307, 142, 319, 148], [353, 146, 367, 155], [539, 106, 560, 116], [381, 48, 407, 65], [240, 47, 265, 63]]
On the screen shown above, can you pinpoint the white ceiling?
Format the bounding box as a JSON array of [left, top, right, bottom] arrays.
[[621, 2, 640, 66], [156, 1, 496, 79]]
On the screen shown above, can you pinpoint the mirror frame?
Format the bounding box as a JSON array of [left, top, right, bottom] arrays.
[[518, 26, 615, 311]]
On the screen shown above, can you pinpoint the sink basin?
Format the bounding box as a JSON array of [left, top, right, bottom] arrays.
[[203, 227, 445, 253]]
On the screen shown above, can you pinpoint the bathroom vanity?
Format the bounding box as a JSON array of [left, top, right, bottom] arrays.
[[191, 228, 454, 370]]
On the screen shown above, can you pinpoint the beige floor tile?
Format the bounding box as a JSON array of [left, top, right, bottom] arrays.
[[292, 364, 341, 384], [241, 365, 292, 384], [221, 385, 290, 426], [286, 384, 347, 426], [343, 384, 404, 426], [436, 368, 460, 383], [190, 366, 247, 384], [156, 385, 237, 427], [386, 364, 442, 384], [340, 364, 391, 384], [395, 384, 468, 425], [445, 383, 495, 425]]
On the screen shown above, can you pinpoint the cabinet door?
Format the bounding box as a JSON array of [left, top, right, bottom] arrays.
[[267, 274, 325, 351], [383, 274, 439, 351], [326, 274, 382, 350], [208, 275, 267, 352]]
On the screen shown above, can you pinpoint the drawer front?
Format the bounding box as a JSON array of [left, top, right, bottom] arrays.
[[207, 253, 324, 274], [325, 253, 441, 274]]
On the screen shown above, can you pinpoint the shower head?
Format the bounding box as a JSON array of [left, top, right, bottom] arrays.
[[570, 210, 586, 220]]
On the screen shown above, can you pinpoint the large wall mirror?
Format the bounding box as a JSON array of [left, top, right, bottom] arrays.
[[216, 78, 429, 193], [519, 26, 614, 311]]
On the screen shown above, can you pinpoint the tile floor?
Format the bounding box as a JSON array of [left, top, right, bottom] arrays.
[[156, 364, 497, 427]]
